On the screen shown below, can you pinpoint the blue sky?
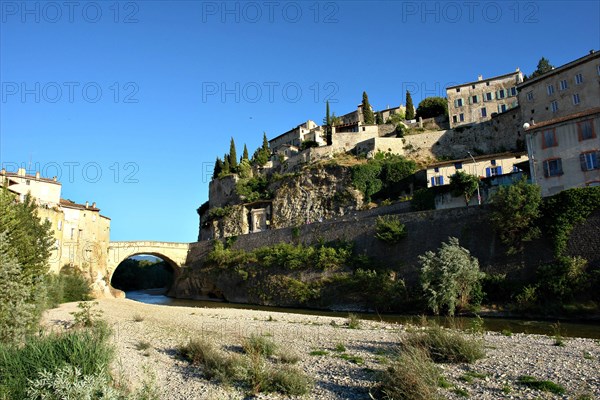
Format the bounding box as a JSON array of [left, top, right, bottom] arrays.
[[1, 0, 599, 242]]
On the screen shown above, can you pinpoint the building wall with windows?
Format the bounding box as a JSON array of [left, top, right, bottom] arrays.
[[426, 152, 528, 188], [446, 70, 523, 129], [0, 168, 111, 275], [517, 51, 600, 125], [526, 108, 600, 197]]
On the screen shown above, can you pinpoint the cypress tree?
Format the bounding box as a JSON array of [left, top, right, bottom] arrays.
[[228, 137, 238, 171], [213, 157, 223, 179], [262, 132, 269, 151], [376, 112, 383, 125], [325, 100, 331, 126], [242, 144, 249, 162], [362, 91, 375, 124], [405, 90, 415, 120], [222, 154, 230, 174]]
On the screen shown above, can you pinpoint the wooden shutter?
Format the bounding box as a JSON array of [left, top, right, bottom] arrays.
[[580, 154, 588, 171]]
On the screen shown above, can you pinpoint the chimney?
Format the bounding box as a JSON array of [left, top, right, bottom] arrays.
[[0, 168, 5, 175], [53, 176, 57, 182], [35, 171, 40, 179], [17, 168, 26, 177], [85, 201, 89, 208], [477, 75, 483, 81], [92, 202, 96, 208], [516, 67, 520, 72]]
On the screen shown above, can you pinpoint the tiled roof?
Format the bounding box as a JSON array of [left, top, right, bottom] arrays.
[[60, 198, 100, 211], [0, 171, 61, 185], [427, 151, 528, 169], [525, 107, 600, 131]]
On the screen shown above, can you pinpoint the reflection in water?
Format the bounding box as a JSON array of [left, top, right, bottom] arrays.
[[125, 290, 600, 339]]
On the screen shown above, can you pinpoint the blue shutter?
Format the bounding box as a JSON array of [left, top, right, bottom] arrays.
[[485, 167, 491, 177], [440, 176, 444, 185], [580, 154, 587, 171], [497, 166, 503, 175], [431, 177, 435, 186], [543, 161, 549, 177]]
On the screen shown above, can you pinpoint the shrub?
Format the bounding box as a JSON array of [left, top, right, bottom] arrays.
[[401, 325, 485, 363], [377, 346, 440, 400], [419, 237, 484, 316], [243, 334, 277, 358], [177, 338, 242, 382], [347, 313, 361, 329], [375, 215, 407, 243], [0, 324, 114, 400], [411, 188, 435, 211], [266, 366, 311, 396], [71, 301, 103, 328], [517, 375, 565, 395]]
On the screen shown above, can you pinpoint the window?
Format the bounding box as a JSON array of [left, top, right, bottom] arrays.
[[551, 100, 558, 113], [491, 159, 497, 166], [25, 180, 30, 186], [486, 81, 490, 86], [559, 79, 568, 90], [526, 91, 534, 101], [434, 167, 439, 173], [459, 113, 464, 122], [542, 128, 557, 148], [547, 84, 554, 95], [580, 151, 600, 171], [484, 92, 494, 101], [497, 89, 506, 99], [573, 93, 580, 105], [510, 87, 517, 96], [498, 104, 507, 113], [456, 88, 461, 92], [470, 95, 479, 104], [431, 176, 444, 186], [486, 166, 503, 177], [543, 158, 563, 177], [454, 162, 463, 170], [578, 119, 596, 141], [452, 115, 458, 123], [471, 84, 476, 89], [481, 107, 487, 117], [455, 98, 464, 107], [575, 73, 583, 84]]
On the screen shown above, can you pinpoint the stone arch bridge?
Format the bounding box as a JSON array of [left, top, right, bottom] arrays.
[[106, 241, 191, 283]]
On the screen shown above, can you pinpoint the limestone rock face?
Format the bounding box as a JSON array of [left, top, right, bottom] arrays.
[[270, 165, 363, 228]]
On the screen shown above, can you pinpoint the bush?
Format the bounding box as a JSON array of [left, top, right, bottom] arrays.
[[375, 215, 407, 243], [177, 338, 242, 382], [0, 324, 114, 400], [401, 325, 485, 364], [517, 375, 565, 395], [377, 346, 440, 400], [44, 266, 92, 307], [411, 188, 435, 211], [266, 366, 311, 395], [243, 334, 277, 358], [419, 237, 484, 316]]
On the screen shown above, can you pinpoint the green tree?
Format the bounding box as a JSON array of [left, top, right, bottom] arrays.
[[489, 177, 542, 255], [242, 144, 249, 162], [251, 133, 271, 167], [222, 155, 231, 175], [376, 112, 384, 125], [386, 111, 406, 126], [324, 101, 333, 146], [212, 157, 223, 179], [415, 96, 448, 120], [530, 57, 555, 79], [375, 215, 407, 243], [419, 237, 484, 316], [449, 171, 479, 207], [228, 137, 238, 172], [362, 91, 375, 124], [324, 100, 331, 126], [405, 90, 415, 120], [351, 162, 382, 202]]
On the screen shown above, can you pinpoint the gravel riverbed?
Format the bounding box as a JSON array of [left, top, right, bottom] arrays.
[[41, 299, 600, 399]]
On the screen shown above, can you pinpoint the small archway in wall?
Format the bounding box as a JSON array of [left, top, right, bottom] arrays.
[[111, 253, 177, 294]]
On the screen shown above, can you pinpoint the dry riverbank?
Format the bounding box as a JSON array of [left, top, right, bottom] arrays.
[[41, 299, 600, 399]]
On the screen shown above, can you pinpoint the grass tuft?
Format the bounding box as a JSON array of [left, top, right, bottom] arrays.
[[401, 324, 485, 363], [517, 375, 565, 395], [347, 313, 361, 329], [242, 334, 276, 358]]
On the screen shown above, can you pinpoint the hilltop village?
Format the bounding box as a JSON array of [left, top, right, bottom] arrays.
[[198, 50, 600, 240]]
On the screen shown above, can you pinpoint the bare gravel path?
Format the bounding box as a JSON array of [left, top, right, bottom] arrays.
[[41, 299, 600, 399]]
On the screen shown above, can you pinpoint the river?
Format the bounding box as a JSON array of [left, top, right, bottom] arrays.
[[125, 289, 600, 339]]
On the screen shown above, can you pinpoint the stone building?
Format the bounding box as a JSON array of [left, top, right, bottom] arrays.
[[517, 50, 600, 126], [446, 69, 523, 128], [426, 151, 528, 188], [268, 120, 324, 157], [525, 107, 600, 196], [1, 167, 110, 275]]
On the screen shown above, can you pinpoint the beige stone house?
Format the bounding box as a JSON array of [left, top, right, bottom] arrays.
[[446, 70, 523, 128], [1, 168, 110, 275], [525, 107, 600, 196], [518, 50, 600, 126]]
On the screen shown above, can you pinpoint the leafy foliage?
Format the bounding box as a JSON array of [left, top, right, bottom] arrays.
[[449, 171, 479, 206], [489, 177, 542, 254], [419, 237, 484, 316], [351, 153, 417, 202], [401, 324, 485, 363], [351, 162, 383, 202], [411, 188, 435, 211], [44, 265, 92, 307], [529, 57, 555, 79], [362, 91, 375, 124], [251, 133, 271, 167], [300, 140, 319, 151], [235, 175, 271, 203], [405, 90, 415, 120], [386, 111, 406, 126], [375, 215, 407, 243], [415, 96, 448, 120], [228, 137, 238, 171]]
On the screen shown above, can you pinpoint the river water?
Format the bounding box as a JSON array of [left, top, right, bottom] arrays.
[[125, 290, 600, 339]]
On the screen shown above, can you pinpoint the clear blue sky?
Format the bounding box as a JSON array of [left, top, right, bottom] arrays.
[[1, 0, 599, 242]]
